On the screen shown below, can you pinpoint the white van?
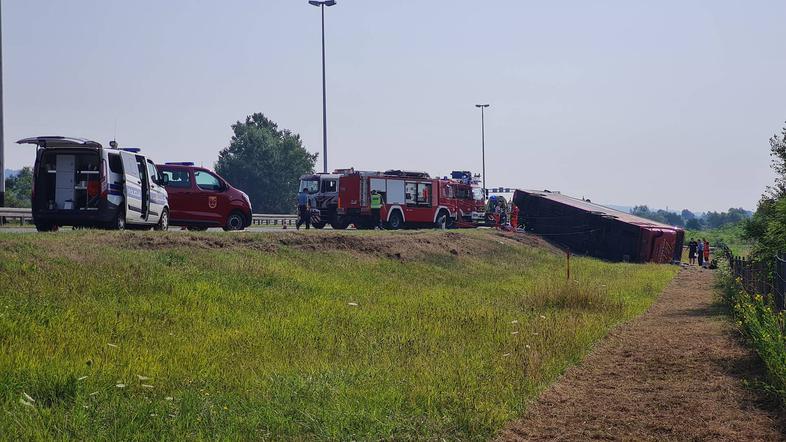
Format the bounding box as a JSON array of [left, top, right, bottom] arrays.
[[18, 136, 170, 232]]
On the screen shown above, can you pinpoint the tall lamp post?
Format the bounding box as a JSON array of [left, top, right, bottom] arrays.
[[309, 0, 336, 174], [475, 104, 490, 196], [0, 2, 5, 207]]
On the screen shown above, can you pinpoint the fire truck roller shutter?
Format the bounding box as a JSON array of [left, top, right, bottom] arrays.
[[386, 180, 406, 204]]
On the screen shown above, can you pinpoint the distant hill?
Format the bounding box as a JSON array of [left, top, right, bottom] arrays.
[[4, 169, 19, 179]]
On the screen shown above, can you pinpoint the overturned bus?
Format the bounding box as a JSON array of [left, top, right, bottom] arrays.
[[512, 189, 684, 264]]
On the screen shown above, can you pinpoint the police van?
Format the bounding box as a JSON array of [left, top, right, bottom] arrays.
[[18, 136, 170, 231]]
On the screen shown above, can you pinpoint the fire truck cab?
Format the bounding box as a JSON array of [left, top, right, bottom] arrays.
[[297, 172, 343, 229]]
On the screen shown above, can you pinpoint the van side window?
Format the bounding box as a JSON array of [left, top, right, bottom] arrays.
[[146, 161, 159, 184], [161, 169, 191, 188], [121, 154, 140, 179], [108, 153, 123, 174], [194, 171, 222, 191]]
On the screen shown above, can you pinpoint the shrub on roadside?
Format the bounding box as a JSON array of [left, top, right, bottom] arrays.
[[718, 268, 786, 398]]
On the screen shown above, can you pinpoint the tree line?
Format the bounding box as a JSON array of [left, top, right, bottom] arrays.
[[629, 205, 751, 230]]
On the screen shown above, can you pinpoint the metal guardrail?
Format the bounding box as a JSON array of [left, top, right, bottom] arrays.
[[0, 207, 298, 228], [251, 213, 298, 226], [0, 207, 33, 225]]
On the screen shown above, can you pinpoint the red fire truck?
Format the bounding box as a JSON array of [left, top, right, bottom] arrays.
[[336, 170, 485, 229]]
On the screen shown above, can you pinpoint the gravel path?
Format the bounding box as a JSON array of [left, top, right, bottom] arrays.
[[500, 265, 785, 441]]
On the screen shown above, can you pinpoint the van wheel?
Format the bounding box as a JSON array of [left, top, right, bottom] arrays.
[[154, 209, 169, 231], [35, 222, 58, 232], [113, 211, 126, 231], [387, 211, 404, 230], [223, 211, 245, 231]]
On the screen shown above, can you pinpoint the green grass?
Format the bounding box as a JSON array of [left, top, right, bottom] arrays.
[[0, 230, 678, 440]]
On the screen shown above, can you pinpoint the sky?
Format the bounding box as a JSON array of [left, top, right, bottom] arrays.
[[3, 0, 785, 212]]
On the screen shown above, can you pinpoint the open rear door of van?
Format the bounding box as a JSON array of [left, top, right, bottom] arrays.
[[119, 151, 145, 224], [17, 136, 103, 149]]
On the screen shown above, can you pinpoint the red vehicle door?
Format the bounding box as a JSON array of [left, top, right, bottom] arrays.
[[158, 167, 193, 221], [192, 169, 226, 225]]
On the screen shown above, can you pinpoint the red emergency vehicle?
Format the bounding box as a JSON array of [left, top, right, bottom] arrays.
[[336, 170, 485, 229], [156, 162, 252, 231]]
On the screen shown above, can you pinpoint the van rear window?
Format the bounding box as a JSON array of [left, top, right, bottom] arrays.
[[108, 153, 122, 174]]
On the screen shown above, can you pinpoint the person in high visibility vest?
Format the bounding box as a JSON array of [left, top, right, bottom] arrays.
[[511, 204, 520, 229], [370, 190, 383, 229]]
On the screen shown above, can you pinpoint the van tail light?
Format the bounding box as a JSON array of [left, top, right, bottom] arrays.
[[337, 195, 342, 209], [100, 159, 108, 198]]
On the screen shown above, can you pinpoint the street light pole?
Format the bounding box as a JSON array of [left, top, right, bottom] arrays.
[[0, 2, 5, 207], [309, 0, 336, 174], [475, 104, 490, 196]]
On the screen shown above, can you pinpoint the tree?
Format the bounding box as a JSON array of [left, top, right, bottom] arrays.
[[745, 122, 786, 258], [4, 167, 33, 208], [766, 123, 786, 199], [658, 210, 684, 227], [681, 209, 695, 221], [215, 113, 318, 214], [685, 218, 703, 230]]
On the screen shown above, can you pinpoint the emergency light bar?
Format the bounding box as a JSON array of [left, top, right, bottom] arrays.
[[119, 147, 141, 153], [165, 162, 195, 166]]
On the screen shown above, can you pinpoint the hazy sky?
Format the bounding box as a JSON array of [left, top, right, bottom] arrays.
[[4, 1, 785, 211]]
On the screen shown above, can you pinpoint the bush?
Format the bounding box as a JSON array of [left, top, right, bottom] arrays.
[[718, 268, 786, 398]]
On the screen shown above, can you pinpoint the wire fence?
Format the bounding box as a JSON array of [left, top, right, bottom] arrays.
[[723, 244, 786, 311]]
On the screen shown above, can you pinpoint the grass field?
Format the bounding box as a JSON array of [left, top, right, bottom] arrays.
[[0, 229, 678, 440]]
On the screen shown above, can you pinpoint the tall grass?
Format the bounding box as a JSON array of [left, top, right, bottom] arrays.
[[718, 268, 786, 398], [0, 230, 677, 440]]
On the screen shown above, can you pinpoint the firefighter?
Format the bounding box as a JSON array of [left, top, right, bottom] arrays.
[[296, 188, 311, 230], [370, 190, 383, 229], [511, 203, 520, 229]]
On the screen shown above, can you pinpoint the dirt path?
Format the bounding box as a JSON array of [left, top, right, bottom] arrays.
[[500, 266, 785, 441]]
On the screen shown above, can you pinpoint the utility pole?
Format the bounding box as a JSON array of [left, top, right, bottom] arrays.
[[309, 0, 336, 174], [475, 104, 490, 197], [0, 2, 5, 207]]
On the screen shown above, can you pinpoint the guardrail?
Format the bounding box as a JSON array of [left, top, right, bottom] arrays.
[[0, 207, 33, 225], [251, 213, 298, 227], [0, 207, 298, 228]]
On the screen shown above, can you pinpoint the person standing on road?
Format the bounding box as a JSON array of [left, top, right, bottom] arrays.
[[370, 190, 383, 229], [296, 188, 311, 230], [697, 238, 705, 267], [688, 238, 698, 265], [703, 239, 711, 268]]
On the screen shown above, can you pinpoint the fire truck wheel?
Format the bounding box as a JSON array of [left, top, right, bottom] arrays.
[[331, 220, 350, 230], [387, 211, 404, 230], [435, 210, 453, 229]]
